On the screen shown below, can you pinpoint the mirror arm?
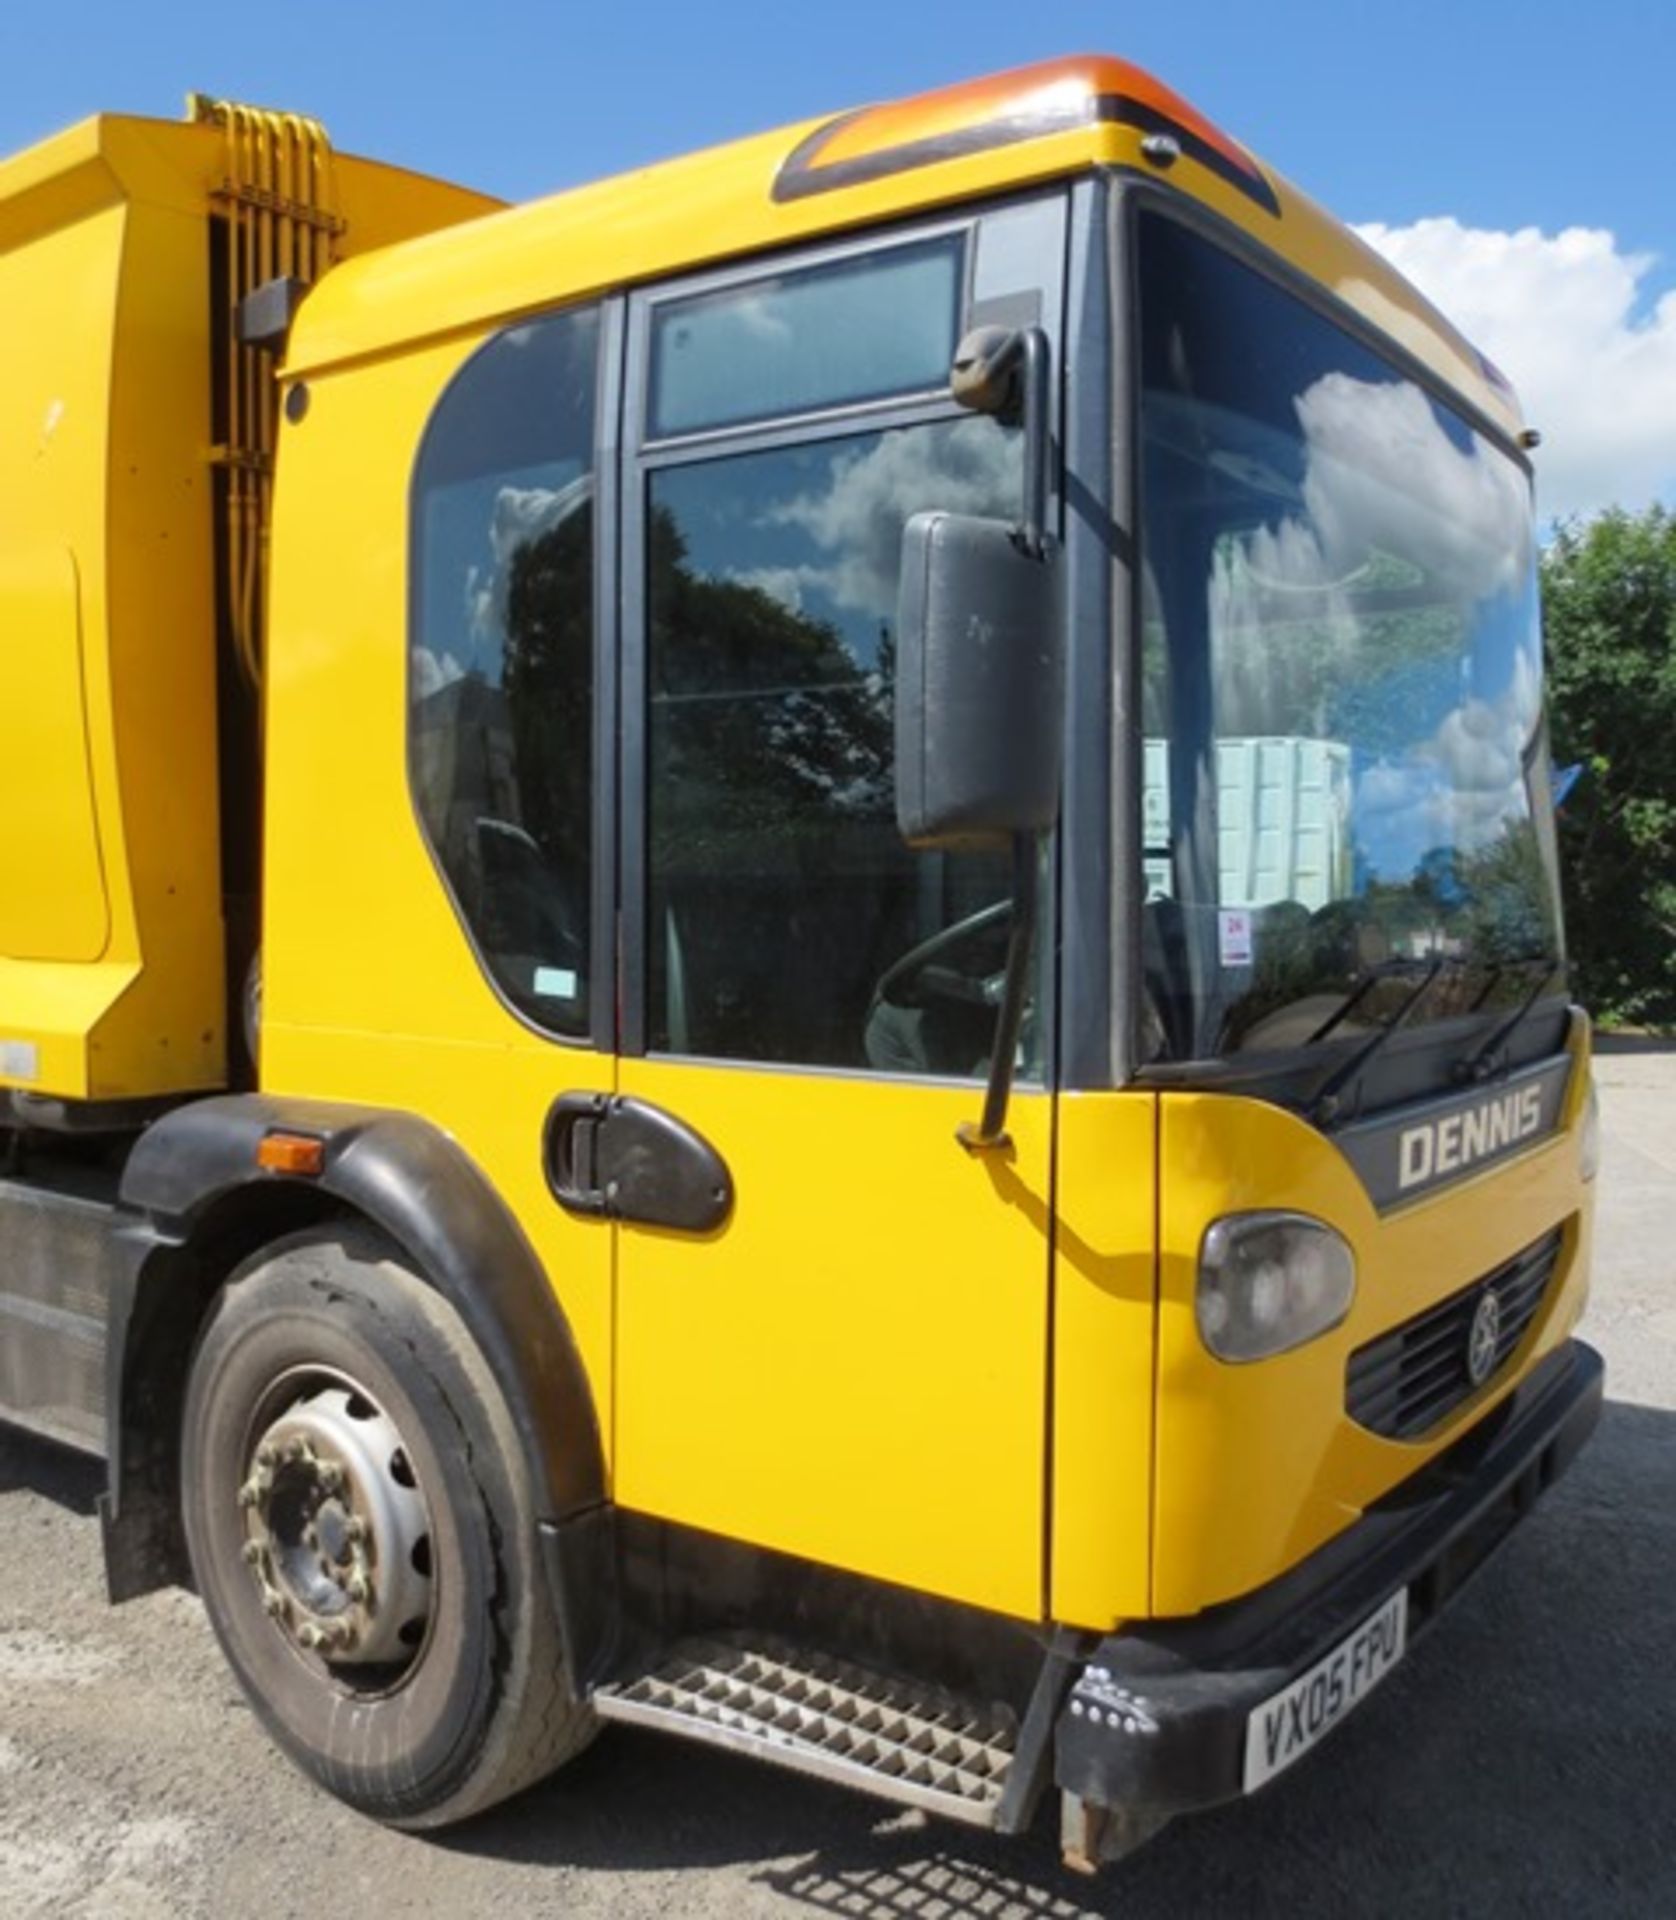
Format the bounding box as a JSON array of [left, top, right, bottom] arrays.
[[958, 832, 1039, 1153], [1018, 327, 1050, 561], [915, 318, 1057, 1153], [949, 321, 1052, 556]]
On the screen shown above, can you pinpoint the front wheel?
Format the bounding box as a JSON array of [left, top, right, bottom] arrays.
[[180, 1225, 594, 1827]]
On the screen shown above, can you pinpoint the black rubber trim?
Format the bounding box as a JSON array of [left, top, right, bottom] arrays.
[[774, 94, 1278, 217], [539, 1507, 620, 1696], [1055, 1339, 1604, 1815], [117, 1095, 606, 1523], [1056, 173, 1120, 1090], [992, 1635, 1082, 1835]]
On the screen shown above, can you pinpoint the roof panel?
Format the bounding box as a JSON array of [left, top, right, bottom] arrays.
[[284, 54, 1523, 438]]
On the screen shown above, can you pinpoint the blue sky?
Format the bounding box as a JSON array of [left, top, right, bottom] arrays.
[[7, 1, 1674, 513], [1, 0, 1665, 249]]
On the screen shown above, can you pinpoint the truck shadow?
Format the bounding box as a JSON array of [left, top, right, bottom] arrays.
[[0, 1426, 102, 1516], [448, 1396, 1676, 1918]]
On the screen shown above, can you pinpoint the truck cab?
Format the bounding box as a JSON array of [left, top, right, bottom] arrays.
[[0, 56, 1600, 1866]]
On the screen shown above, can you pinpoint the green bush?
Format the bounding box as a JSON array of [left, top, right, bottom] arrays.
[[1541, 505, 1676, 1029]]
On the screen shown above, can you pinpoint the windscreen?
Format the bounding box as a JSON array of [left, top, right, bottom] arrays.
[[1136, 212, 1565, 1065]]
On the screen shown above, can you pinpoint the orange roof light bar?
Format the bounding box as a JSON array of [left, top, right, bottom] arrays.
[[773, 54, 1278, 215]]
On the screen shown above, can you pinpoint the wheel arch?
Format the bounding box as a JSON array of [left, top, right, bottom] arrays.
[[104, 1095, 607, 1610]]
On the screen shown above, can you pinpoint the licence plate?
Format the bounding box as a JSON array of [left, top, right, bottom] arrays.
[[1242, 1588, 1408, 1792]]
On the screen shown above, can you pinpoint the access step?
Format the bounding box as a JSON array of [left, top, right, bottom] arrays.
[[591, 1636, 1017, 1827]]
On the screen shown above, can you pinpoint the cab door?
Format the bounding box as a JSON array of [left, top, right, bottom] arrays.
[[607, 202, 1067, 1620]]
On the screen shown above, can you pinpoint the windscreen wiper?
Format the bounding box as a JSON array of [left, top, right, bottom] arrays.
[[1453, 958, 1563, 1084], [1307, 958, 1445, 1125], [1304, 956, 1443, 1050]]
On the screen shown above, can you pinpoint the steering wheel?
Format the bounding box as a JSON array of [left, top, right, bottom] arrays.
[[864, 901, 1020, 1077], [870, 899, 1012, 1013]]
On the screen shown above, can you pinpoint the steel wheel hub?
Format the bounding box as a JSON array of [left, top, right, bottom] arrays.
[[238, 1381, 433, 1668]]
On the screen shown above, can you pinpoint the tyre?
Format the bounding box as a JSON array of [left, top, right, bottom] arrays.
[[180, 1224, 595, 1827]]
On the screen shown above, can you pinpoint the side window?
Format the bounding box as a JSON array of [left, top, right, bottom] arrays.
[[645, 411, 1029, 1077], [411, 307, 598, 1036], [649, 239, 960, 437]]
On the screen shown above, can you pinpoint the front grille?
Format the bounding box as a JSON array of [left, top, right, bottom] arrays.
[[1346, 1227, 1564, 1440]]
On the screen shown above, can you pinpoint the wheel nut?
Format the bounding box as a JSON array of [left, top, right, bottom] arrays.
[[241, 1540, 263, 1567], [255, 1443, 278, 1469], [262, 1590, 287, 1619], [346, 1572, 370, 1604], [298, 1622, 325, 1651]]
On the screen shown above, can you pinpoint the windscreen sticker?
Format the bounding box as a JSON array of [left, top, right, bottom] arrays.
[[1218, 908, 1254, 968], [533, 967, 579, 1001]]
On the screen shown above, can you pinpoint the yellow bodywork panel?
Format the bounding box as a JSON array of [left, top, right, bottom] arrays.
[[262, 319, 1054, 1606], [1151, 1025, 1594, 1617], [613, 1064, 1053, 1622], [0, 112, 494, 1101], [0, 182, 135, 1096], [259, 331, 618, 1467], [1048, 1091, 1159, 1629], [0, 549, 106, 962]]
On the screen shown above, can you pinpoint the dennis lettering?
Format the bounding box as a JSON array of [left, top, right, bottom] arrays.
[[1398, 1083, 1543, 1191]]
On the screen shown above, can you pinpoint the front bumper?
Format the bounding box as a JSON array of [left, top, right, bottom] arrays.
[[1056, 1338, 1604, 1817]]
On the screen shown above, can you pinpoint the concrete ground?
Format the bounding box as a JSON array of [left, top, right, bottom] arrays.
[[1, 1044, 1672, 1917]]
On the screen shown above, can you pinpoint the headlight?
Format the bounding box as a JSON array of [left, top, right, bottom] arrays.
[[1197, 1213, 1356, 1362], [1578, 1080, 1601, 1182]]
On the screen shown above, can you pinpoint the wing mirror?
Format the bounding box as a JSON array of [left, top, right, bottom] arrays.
[[895, 325, 1064, 849], [894, 324, 1063, 1149]]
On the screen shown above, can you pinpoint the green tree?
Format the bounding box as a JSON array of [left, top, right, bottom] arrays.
[[1541, 504, 1676, 1027], [645, 503, 892, 869], [504, 494, 594, 875]]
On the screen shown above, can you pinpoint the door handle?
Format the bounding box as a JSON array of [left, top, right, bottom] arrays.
[[545, 1093, 733, 1233]]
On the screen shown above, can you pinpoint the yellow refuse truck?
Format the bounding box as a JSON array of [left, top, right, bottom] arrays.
[[0, 57, 1601, 1866]]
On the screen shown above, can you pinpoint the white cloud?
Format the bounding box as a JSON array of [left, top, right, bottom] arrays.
[[464, 562, 494, 644], [724, 565, 809, 614], [489, 476, 591, 567], [729, 294, 795, 348], [1354, 646, 1543, 875], [413, 646, 465, 697], [1208, 368, 1533, 734], [1295, 373, 1529, 599], [770, 417, 1017, 620], [1355, 217, 1676, 520], [457, 474, 594, 648]]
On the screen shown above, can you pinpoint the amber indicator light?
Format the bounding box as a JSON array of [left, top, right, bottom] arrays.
[[256, 1131, 326, 1177]]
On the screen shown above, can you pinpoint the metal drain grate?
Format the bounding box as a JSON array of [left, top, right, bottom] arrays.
[[592, 1637, 1016, 1826]]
